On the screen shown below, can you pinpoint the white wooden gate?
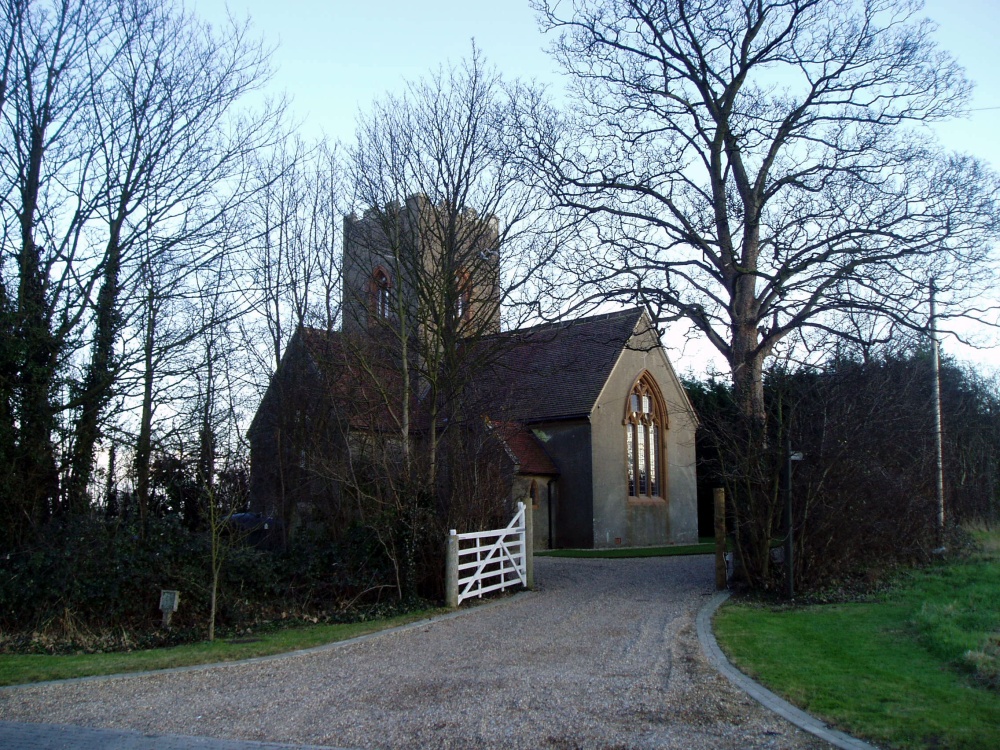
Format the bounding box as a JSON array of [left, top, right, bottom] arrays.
[[446, 501, 532, 607]]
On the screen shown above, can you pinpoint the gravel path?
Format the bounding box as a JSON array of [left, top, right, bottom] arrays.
[[0, 555, 830, 749]]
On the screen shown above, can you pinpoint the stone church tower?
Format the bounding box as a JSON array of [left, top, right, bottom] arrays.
[[341, 193, 501, 339]]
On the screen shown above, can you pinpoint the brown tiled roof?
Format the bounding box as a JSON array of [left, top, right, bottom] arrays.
[[489, 420, 560, 476], [476, 307, 646, 423]]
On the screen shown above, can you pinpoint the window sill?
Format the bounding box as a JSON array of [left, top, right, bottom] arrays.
[[627, 495, 666, 506]]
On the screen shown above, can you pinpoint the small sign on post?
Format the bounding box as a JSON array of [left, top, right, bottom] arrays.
[[159, 589, 180, 628]]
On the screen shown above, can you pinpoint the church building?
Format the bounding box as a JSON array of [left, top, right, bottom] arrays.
[[248, 196, 699, 549]]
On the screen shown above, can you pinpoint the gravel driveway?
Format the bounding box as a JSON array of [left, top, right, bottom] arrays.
[[0, 555, 829, 749]]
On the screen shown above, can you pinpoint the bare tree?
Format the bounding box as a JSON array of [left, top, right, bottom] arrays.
[[530, 0, 1000, 422], [0, 0, 111, 541], [66, 0, 276, 512], [308, 51, 560, 597], [240, 135, 343, 378], [348, 49, 558, 475], [130, 240, 197, 526], [236, 137, 345, 544], [0, 0, 281, 543]]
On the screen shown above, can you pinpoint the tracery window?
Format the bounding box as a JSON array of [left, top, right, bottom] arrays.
[[625, 374, 665, 498]]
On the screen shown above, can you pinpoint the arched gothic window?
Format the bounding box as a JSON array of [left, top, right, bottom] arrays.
[[625, 374, 666, 498], [371, 267, 391, 319]]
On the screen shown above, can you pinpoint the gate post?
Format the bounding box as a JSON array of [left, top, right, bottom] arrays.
[[522, 500, 534, 590], [446, 529, 459, 608]]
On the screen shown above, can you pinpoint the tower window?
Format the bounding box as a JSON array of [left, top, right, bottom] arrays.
[[371, 267, 391, 319], [455, 269, 471, 322]]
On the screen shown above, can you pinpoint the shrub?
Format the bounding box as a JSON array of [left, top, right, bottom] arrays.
[[965, 637, 1000, 690], [0, 515, 400, 653], [687, 350, 1000, 592]]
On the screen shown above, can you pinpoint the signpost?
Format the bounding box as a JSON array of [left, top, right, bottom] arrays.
[[159, 589, 180, 628]]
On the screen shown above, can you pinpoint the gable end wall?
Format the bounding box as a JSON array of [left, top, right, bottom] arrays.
[[588, 325, 698, 547]]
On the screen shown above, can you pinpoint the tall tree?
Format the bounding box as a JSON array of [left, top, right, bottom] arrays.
[[0, 0, 110, 537], [336, 51, 558, 597], [0, 0, 280, 543], [240, 136, 343, 378], [66, 0, 275, 511], [530, 0, 1000, 422], [349, 50, 558, 465]]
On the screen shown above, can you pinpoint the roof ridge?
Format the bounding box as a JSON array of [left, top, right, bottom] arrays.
[[298, 325, 340, 336], [292, 308, 646, 341], [491, 306, 645, 339]]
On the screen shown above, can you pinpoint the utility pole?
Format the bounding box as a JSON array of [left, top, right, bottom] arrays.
[[783, 439, 804, 599], [714, 487, 726, 590], [929, 278, 946, 551], [785, 437, 794, 599]]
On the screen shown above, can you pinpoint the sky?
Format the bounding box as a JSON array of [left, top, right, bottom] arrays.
[[196, 0, 1000, 377]]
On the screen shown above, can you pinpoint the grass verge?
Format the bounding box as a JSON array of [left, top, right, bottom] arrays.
[[0, 609, 444, 687], [536, 537, 716, 558], [714, 529, 1000, 750]]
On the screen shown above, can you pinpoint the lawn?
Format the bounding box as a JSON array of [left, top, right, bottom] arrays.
[[0, 609, 443, 687], [714, 529, 1000, 750]]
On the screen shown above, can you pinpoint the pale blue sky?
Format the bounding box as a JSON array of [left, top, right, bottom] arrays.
[[195, 0, 999, 373], [197, 0, 554, 140], [197, 0, 999, 164]]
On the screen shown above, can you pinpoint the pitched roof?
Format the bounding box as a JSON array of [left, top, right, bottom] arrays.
[[476, 307, 646, 423], [248, 331, 344, 438], [489, 420, 560, 476], [296, 327, 417, 432], [297, 326, 343, 367], [255, 306, 648, 435]]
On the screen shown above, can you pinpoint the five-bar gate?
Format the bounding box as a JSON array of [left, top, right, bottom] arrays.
[[446, 501, 533, 607]]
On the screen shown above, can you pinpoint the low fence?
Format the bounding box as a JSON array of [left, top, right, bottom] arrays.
[[445, 501, 534, 607]]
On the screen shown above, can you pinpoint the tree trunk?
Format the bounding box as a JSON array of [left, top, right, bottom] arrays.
[[0, 284, 21, 546], [135, 289, 157, 529], [731, 340, 766, 426], [67, 233, 122, 512], [104, 442, 118, 517], [208, 564, 218, 642], [194, 346, 215, 531], [728, 223, 767, 424], [16, 125, 59, 523], [727, 270, 777, 589]]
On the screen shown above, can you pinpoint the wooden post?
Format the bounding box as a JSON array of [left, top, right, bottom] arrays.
[[522, 500, 534, 590], [714, 487, 727, 590], [446, 530, 459, 608]]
